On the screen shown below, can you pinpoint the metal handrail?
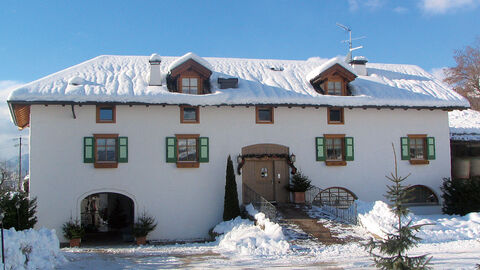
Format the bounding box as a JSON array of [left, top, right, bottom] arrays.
[[308, 184, 358, 225], [242, 183, 278, 221]]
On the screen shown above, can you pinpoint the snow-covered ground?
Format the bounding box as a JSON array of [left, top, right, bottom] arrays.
[[53, 202, 480, 269], [7, 202, 478, 269]]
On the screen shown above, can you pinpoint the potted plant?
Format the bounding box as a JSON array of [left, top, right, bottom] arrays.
[[133, 212, 157, 245], [62, 219, 85, 247], [286, 171, 312, 204]]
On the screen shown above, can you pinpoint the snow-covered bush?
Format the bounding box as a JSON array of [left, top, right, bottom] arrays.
[[358, 200, 480, 243], [1, 228, 65, 270], [212, 204, 289, 256]]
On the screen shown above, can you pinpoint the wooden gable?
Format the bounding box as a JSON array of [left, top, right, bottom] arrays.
[[309, 63, 357, 95], [170, 59, 212, 79]]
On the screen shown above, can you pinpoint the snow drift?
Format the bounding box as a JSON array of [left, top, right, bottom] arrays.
[[212, 204, 289, 256], [357, 200, 480, 243], [1, 227, 65, 270]]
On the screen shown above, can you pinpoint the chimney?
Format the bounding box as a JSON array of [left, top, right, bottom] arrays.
[[350, 56, 368, 76], [149, 53, 162, 86]]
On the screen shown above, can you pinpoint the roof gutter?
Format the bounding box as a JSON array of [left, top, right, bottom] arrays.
[[6, 100, 470, 111]]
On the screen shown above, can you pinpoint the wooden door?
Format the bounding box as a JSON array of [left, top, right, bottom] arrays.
[[273, 160, 289, 203]]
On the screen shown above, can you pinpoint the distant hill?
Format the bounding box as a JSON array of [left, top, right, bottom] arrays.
[[3, 154, 29, 176]]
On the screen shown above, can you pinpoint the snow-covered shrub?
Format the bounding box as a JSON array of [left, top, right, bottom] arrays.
[[212, 204, 289, 256], [1, 228, 65, 270], [0, 191, 37, 230]]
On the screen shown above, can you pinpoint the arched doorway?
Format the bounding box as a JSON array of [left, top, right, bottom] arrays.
[[80, 192, 134, 243], [313, 187, 358, 209], [241, 144, 290, 203]]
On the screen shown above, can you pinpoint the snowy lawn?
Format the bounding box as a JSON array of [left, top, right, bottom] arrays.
[[55, 202, 480, 269]]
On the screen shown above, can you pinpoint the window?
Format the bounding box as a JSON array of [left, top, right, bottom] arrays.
[[166, 135, 209, 168], [84, 134, 128, 168], [327, 107, 344, 124], [96, 105, 116, 123], [180, 106, 199, 123], [256, 106, 274, 124], [316, 135, 354, 166], [401, 135, 435, 165], [180, 77, 200, 94], [405, 185, 439, 205], [326, 80, 343, 95]]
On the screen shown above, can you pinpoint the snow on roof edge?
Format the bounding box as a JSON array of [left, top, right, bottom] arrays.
[[306, 57, 356, 82]]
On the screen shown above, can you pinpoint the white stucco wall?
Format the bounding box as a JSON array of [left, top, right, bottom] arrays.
[[29, 105, 451, 241]]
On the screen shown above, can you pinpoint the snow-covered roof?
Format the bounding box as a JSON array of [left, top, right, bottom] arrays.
[[7, 53, 469, 109], [449, 109, 480, 141], [305, 56, 356, 82]]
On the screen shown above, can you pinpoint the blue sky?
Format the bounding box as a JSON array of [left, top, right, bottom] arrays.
[[0, 0, 479, 160]]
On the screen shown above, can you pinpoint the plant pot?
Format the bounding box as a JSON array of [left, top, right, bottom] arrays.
[[136, 236, 147, 245], [294, 192, 305, 204], [69, 238, 81, 247]]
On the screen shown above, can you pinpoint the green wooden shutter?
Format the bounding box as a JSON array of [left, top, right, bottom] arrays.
[[166, 137, 177, 163], [84, 137, 94, 163], [345, 137, 354, 161], [315, 137, 325, 161], [199, 137, 209, 163], [427, 137, 435, 160], [401, 137, 410, 160], [118, 137, 128, 163]]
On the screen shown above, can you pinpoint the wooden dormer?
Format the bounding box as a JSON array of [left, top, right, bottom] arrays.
[[168, 59, 213, 94], [309, 63, 357, 96]]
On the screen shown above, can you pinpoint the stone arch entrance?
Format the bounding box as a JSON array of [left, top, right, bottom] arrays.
[[241, 144, 290, 203], [80, 192, 134, 243]]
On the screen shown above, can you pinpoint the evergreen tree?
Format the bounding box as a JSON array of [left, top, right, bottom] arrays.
[[0, 191, 37, 230], [223, 155, 240, 221], [364, 144, 431, 270]]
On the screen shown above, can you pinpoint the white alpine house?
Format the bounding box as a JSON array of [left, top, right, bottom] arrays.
[[7, 52, 469, 243]]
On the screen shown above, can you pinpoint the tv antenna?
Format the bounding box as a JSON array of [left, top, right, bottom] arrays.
[[336, 23, 366, 63]]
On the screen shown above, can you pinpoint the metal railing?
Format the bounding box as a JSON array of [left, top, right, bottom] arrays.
[[308, 185, 358, 225], [242, 183, 278, 221]]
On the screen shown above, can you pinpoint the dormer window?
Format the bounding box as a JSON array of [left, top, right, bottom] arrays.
[[167, 53, 213, 95], [307, 58, 357, 96], [326, 81, 343, 96], [181, 77, 200, 94]]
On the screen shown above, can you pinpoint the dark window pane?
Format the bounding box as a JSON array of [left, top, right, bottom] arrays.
[[183, 108, 197, 121], [177, 138, 197, 162], [99, 108, 113, 121], [329, 109, 342, 122], [406, 186, 438, 204], [258, 109, 272, 121]]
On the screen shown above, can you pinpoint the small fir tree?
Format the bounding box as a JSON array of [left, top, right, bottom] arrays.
[[0, 191, 37, 230], [364, 144, 432, 270], [223, 155, 240, 221], [133, 211, 157, 237], [286, 171, 312, 192]]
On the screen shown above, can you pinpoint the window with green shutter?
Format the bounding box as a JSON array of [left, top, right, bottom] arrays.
[[118, 137, 128, 163], [199, 137, 209, 162], [404, 135, 432, 165], [84, 137, 94, 163], [426, 137, 435, 160], [401, 137, 410, 160], [315, 137, 325, 161], [166, 137, 177, 163], [345, 137, 354, 161]]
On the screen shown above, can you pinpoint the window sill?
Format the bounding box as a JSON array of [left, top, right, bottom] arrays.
[[96, 121, 115, 124], [180, 120, 199, 124], [256, 121, 274, 124], [176, 162, 200, 168], [325, 160, 347, 166], [94, 162, 118, 168], [409, 160, 430, 165], [327, 122, 344, 125]]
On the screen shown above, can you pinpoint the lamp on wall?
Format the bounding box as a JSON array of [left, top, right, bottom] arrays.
[[290, 153, 296, 163], [236, 155, 243, 164]]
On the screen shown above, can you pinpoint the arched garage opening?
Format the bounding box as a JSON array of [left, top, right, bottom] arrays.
[[80, 192, 134, 243]]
